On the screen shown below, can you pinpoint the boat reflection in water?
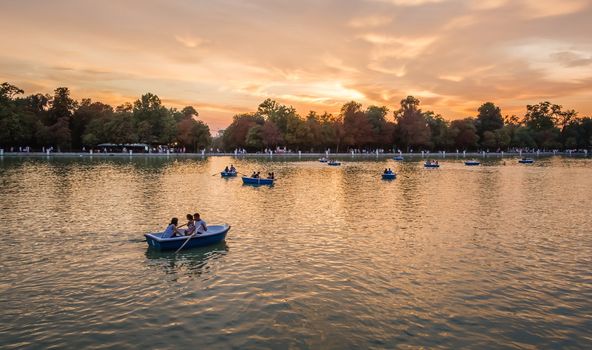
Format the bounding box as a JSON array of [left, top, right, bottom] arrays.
[[145, 242, 229, 277]]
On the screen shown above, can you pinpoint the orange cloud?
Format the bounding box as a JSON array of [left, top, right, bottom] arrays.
[[0, 0, 591, 131]]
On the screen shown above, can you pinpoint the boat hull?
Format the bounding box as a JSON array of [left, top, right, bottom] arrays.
[[145, 224, 230, 251], [328, 162, 341, 166], [424, 163, 440, 168], [465, 161, 480, 166], [393, 156, 404, 161], [242, 177, 274, 185], [518, 159, 534, 164], [221, 171, 237, 177], [382, 173, 396, 179]]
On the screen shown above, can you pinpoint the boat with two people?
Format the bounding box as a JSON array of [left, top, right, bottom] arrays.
[[220, 164, 237, 177], [518, 158, 535, 164], [319, 157, 328, 163], [327, 160, 341, 166], [382, 168, 396, 180], [464, 160, 480, 166], [424, 160, 440, 168]]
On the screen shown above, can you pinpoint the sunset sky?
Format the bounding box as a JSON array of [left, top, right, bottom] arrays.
[[1, 0, 591, 132]]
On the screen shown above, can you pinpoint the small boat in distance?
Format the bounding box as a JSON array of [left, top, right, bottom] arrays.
[[518, 158, 535, 164], [242, 176, 274, 185], [465, 160, 480, 166], [327, 160, 341, 166], [319, 157, 328, 163], [382, 173, 396, 180], [220, 170, 238, 177], [393, 155, 404, 161], [145, 224, 231, 251], [424, 161, 440, 168]]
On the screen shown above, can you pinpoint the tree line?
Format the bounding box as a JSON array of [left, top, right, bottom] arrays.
[[0, 82, 211, 152], [221, 96, 592, 152], [2, 81, 591, 153]]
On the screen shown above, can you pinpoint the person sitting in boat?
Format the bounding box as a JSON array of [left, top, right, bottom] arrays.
[[388, 168, 393, 174], [230, 164, 236, 172], [384, 168, 388, 174], [162, 217, 181, 238], [224, 166, 229, 173], [267, 172, 274, 179], [256, 171, 261, 178], [184, 214, 195, 236], [193, 213, 207, 234], [251, 171, 257, 178]]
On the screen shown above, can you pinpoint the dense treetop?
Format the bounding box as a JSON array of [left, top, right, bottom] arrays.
[[1, 82, 591, 152]]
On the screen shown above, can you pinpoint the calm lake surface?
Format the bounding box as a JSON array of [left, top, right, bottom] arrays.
[[1, 155, 591, 349]]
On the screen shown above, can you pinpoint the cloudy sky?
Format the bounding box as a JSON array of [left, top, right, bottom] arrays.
[[1, 0, 591, 131]]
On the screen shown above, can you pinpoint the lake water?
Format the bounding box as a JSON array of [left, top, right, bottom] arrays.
[[1, 155, 591, 349]]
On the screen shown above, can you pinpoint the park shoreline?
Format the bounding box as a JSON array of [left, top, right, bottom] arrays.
[[0, 151, 588, 158]]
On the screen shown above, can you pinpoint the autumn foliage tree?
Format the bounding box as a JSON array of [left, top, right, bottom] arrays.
[[2, 81, 592, 152]]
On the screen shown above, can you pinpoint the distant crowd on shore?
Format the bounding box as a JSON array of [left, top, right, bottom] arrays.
[[1, 146, 589, 156]]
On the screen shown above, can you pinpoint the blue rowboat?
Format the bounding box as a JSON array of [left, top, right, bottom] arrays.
[[220, 171, 237, 177], [518, 158, 534, 164], [382, 173, 396, 180], [242, 176, 274, 185], [145, 224, 231, 251], [393, 156, 404, 161], [328, 161, 341, 166], [424, 162, 440, 168], [319, 158, 328, 163], [465, 160, 480, 166]]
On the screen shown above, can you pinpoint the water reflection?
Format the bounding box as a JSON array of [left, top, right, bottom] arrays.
[[1, 156, 591, 349], [145, 242, 229, 278]]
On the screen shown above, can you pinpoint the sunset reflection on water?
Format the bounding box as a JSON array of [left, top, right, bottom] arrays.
[[0, 155, 591, 349]]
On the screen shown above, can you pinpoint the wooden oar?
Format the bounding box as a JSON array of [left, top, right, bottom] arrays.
[[175, 232, 195, 253]]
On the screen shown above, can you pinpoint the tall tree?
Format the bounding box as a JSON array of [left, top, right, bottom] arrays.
[[46, 87, 77, 149], [341, 101, 373, 148], [72, 99, 113, 149], [366, 105, 394, 147], [450, 118, 479, 150], [523, 102, 563, 148], [475, 102, 504, 137], [394, 96, 431, 151], [132, 93, 176, 144]]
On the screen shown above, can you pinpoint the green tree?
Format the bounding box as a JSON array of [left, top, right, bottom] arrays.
[[512, 127, 536, 148], [0, 83, 35, 147], [72, 99, 113, 149], [245, 125, 264, 149], [284, 114, 311, 150], [495, 127, 512, 150], [366, 105, 394, 147], [425, 111, 450, 150], [341, 101, 373, 148], [133, 93, 176, 144], [475, 102, 504, 140], [394, 96, 431, 151], [450, 118, 479, 150]]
